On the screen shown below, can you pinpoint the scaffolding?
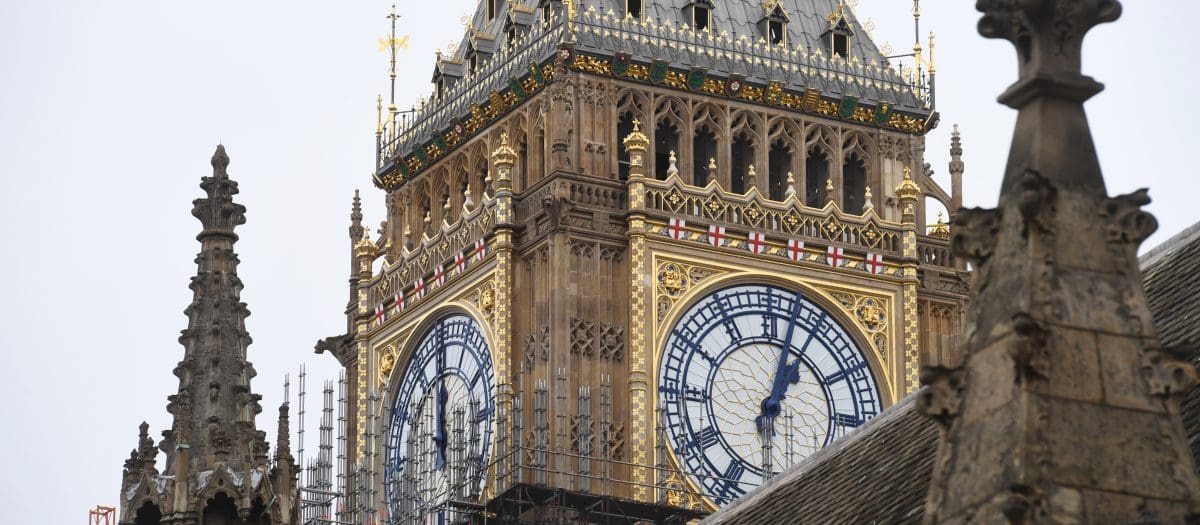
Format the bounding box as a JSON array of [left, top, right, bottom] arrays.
[[285, 367, 741, 524]]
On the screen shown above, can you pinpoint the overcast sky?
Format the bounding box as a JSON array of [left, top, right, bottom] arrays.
[[1, 1, 1196, 522]]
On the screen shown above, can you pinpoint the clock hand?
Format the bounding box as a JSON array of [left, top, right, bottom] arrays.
[[757, 292, 808, 431], [433, 331, 448, 470]]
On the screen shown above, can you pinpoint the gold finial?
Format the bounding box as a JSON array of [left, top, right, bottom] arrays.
[[825, 176, 835, 192], [747, 164, 758, 187], [622, 119, 650, 168], [375, 95, 383, 135], [895, 166, 922, 200], [491, 131, 519, 171], [928, 211, 951, 239], [667, 150, 679, 177], [785, 172, 797, 197], [708, 158, 717, 170], [929, 32, 936, 73], [354, 226, 375, 257], [864, 185, 874, 210]]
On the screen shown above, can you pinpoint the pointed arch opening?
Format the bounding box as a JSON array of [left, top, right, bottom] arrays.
[[768, 139, 792, 201], [654, 120, 680, 180], [692, 125, 718, 187], [805, 147, 830, 207], [134, 501, 162, 525], [843, 153, 867, 215]]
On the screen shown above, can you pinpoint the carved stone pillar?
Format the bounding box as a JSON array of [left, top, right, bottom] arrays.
[[919, 2, 1200, 523]]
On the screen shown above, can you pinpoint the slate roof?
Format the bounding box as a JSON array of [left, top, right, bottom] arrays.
[[385, 0, 928, 171], [1140, 222, 1200, 468], [702, 222, 1200, 524], [702, 394, 935, 525]]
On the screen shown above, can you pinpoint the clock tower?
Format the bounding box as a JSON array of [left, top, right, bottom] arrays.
[[318, 1, 968, 522]]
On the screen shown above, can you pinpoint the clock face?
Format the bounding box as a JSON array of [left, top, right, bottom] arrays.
[[385, 314, 495, 521], [658, 284, 881, 505]]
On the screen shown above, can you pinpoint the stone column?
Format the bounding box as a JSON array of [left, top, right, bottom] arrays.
[[919, 2, 1200, 523], [622, 122, 653, 502]]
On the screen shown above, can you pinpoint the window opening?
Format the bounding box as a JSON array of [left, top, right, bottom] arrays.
[[843, 153, 867, 214], [692, 128, 718, 187], [806, 149, 829, 207], [731, 136, 754, 194], [769, 20, 785, 45], [655, 121, 680, 180], [768, 141, 792, 201], [695, 7, 710, 31], [628, 0, 642, 18], [833, 33, 849, 58]]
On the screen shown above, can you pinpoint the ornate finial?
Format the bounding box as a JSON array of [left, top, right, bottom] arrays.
[[785, 172, 797, 197], [977, 0, 1121, 107], [928, 31, 936, 73], [491, 132, 518, 188], [825, 176, 835, 192], [706, 157, 718, 184], [354, 226, 375, 259], [746, 164, 758, 189], [211, 144, 230, 178], [375, 95, 383, 135], [928, 211, 950, 239], [667, 151, 679, 178], [863, 185, 874, 210], [895, 166, 922, 200], [622, 120, 650, 171], [194, 145, 246, 239], [463, 186, 474, 211]]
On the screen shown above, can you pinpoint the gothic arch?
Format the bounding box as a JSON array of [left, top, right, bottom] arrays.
[[653, 96, 687, 180]]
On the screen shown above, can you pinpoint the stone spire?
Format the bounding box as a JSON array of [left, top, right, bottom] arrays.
[[170, 143, 261, 469], [948, 125, 963, 211], [349, 189, 364, 243], [118, 145, 296, 525], [920, 2, 1200, 523]]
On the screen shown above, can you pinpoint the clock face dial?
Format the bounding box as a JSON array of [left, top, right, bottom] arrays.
[[385, 314, 495, 521], [658, 284, 881, 505]]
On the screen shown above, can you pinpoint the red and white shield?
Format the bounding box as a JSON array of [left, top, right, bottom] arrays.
[[747, 232, 767, 254], [475, 238, 487, 261], [787, 239, 806, 262], [414, 277, 426, 299], [454, 252, 466, 275], [394, 290, 405, 313], [826, 246, 845, 268], [667, 218, 687, 240], [433, 263, 446, 286], [708, 225, 727, 247], [373, 303, 384, 326], [865, 253, 885, 275]]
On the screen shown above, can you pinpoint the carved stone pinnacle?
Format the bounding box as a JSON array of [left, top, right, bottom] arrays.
[[977, 0, 1122, 106]]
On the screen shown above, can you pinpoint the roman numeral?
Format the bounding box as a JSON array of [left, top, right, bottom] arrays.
[[824, 362, 867, 384], [834, 413, 862, 428], [685, 426, 720, 453], [683, 386, 708, 403], [722, 462, 746, 483]]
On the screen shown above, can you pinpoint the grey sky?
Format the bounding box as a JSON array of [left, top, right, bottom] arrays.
[[0, 1, 1195, 522]]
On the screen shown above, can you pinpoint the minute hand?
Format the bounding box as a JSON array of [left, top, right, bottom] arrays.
[[756, 293, 815, 431]]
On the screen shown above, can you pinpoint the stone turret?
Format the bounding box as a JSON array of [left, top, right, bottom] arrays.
[[117, 145, 297, 525], [919, 2, 1200, 522]]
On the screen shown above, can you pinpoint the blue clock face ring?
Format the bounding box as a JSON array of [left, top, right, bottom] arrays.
[[384, 313, 495, 520], [658, 283, 881, 505]]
